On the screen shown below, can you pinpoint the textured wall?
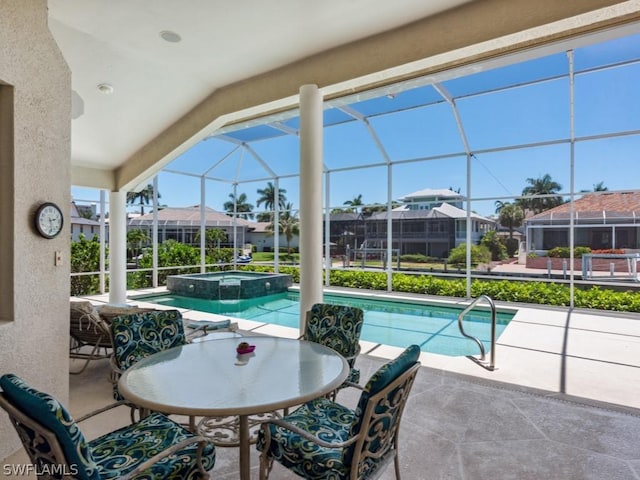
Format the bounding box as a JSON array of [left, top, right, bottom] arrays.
[[0, 0, 71, 461]]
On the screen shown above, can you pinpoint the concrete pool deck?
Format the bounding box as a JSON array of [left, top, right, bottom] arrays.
[[123, 285, 640, 411], [4, 287, 639, 479]]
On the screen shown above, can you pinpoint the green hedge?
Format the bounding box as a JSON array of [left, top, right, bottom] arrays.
[[240, 265, 640, 313]]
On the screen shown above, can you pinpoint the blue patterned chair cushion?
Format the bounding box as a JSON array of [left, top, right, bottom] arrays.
[[111, 309, 186, 400], [0, 374, 100, 480], [90, 412, 215, 479], [305, 304, 364, 361], [353, 345, 420, 423], [257, 397, 356, 480], [111, 309, 186, 371], [306, 304, 364, 392]]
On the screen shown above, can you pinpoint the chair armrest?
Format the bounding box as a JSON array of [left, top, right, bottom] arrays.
[[118, 436, 212, 480], [340, 380, 364, 391], [186, 319, 238, 341], [261, 418, 359, 449], [74, 400, 130, 423]]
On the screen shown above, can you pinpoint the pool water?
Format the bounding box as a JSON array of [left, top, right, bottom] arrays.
[[136, 291, 515, 357]]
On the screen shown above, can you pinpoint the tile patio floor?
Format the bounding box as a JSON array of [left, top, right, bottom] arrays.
[[2, 288, 640, 479]]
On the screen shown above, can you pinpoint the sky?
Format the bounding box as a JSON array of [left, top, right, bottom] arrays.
[[72, 32, 640, 218]]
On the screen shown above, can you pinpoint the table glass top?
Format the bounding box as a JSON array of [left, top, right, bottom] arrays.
[[119, 336, 349, 416]]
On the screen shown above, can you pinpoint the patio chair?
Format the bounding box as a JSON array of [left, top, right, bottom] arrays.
[[69, 301, 113, 375], [110, 309, 236, 427], [303, 303, 364, 398], [257, 344, 421, 480], [0, 373, 216, 479]]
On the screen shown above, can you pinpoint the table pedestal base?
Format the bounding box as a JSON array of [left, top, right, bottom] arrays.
[[197, 412, 278, 447]]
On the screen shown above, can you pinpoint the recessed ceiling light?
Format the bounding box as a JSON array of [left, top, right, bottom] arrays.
[[97, 83, 114, 95], [160, 30, 182, 43]]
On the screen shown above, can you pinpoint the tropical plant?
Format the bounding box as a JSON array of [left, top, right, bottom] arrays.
[[268, 202, 299, 253], [126, 229, 150, 259], [256, 212, 272, 222], [126, 184, 160, 215], [517, 173, 564, 214], [223, 192, 254, 220], [581, 181, 608, 193], [343, 194, 364, 214], [361, 202, 398, 217], [194, 228, 227, 250], [480, 231, 507, 261], [330, 207, 349, 214], [70, 234, 103, 295], [498, 202, 524, 238], [256, 182, 287, 218], [447, 243, 491, 267]]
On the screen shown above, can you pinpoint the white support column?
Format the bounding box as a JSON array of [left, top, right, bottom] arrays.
[[274, 178, 280, 272], [99, 190, 106, 294], [108, 190, 128, 305], [324, 171, 331, 286], [299, 84, 323, 331], [200, 177, 206, 273], [152, 176, 159, 287]]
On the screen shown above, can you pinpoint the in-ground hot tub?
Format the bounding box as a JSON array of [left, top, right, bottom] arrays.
[[166, 271, 292, 300]]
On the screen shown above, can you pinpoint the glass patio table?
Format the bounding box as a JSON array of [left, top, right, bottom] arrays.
[[118, 335, 349, 480]]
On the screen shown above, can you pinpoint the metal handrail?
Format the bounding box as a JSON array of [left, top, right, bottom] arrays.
[[457, 295, 496, 370]]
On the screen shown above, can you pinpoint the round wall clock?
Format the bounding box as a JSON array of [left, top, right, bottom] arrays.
[[35, 202, 64, 239]]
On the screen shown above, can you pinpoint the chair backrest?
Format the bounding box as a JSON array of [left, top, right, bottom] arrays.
[[0, 374, 99, 480], [304, 303, 364, 362], [110, 309, 186, 371], [69, 301, 111, 347], [346, 344, 421, 479]]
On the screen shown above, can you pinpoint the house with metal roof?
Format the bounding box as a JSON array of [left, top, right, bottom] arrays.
[[127, 205, 253, 248]]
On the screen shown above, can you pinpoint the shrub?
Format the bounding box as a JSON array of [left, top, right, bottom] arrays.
[[548, 246, 570, 258], [240, 263, 640, 313], [548, 246, 591, 258], [504, 237, 519, 257], [399, 254, 431, 263], [481, 231, 507, 261], [574, 246, 592, 258], [71, 234, 103, 295], [448, 243, 491, 267]]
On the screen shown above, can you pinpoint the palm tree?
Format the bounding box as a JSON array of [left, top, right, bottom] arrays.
[[256, 182, 287, 215], [126, 229, 150, 260], [517, 173, 563, 214], [126, 184, 160, 215], [498, 203, 524, 238], [343, 194, 364, 214], [361, 202, 398, 217], [268, 202, 299, 254], [581, 181, 609, 193], [223, 192, 254, 220], [494, 200, 505, 214], [195, 228, 227, 250]]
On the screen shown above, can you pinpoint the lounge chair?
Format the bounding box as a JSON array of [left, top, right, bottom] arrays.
[[69, 301, 113, 375]]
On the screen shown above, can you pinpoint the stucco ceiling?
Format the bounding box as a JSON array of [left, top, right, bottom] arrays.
[[48, 0, 470, 173]]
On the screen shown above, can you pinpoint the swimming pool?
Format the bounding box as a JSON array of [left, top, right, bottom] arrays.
[[133, 291, 515, 357]]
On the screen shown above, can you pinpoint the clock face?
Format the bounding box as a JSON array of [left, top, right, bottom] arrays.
[[35, 202, 64, 239]]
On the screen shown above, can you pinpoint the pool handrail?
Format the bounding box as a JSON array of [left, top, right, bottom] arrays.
[[457, 295, 496, 371]]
